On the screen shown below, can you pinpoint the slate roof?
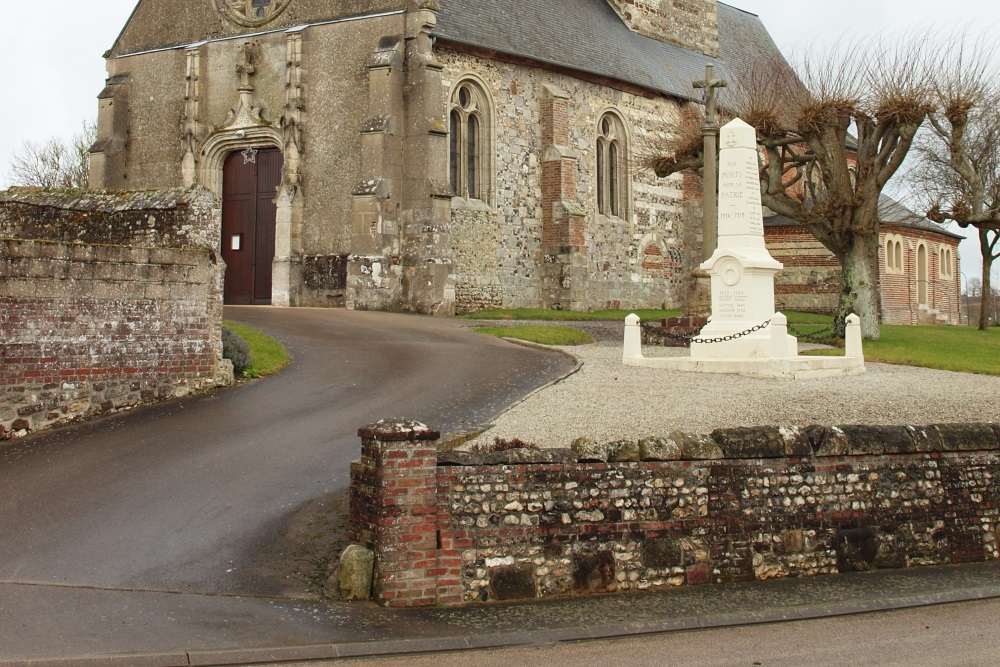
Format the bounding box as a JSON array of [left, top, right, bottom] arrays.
[[434, 1, 784, 104], [763, 195, 965, 241]]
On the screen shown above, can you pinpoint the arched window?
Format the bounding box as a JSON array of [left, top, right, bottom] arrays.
[[939, 246, 953, 278], [449, 80, 491, 202], [597, 112, 629, 218], [885, 235, 904, 274], [917, 242, 928, 305]]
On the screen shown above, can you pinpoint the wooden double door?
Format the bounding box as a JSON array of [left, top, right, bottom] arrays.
[[221, 147, 283, 304]]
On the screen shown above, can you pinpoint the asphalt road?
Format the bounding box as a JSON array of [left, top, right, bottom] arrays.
[[332, 597, 1000, 667], [0, 308, 574, 659]]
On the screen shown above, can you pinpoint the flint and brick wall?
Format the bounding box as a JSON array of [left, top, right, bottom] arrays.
[[349, 420, 1000, 607], [0, 187, 228, 439], [440, 50, 700, 314]]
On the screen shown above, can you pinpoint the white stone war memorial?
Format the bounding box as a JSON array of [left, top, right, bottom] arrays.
[[623, 119, 865, 379]]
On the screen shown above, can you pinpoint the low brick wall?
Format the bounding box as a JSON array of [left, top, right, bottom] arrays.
[[0, 187, 228, 439], [349, 421, 1000, 607]]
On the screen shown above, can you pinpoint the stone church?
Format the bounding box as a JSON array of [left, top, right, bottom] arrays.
[[91, 0, 787, 314]]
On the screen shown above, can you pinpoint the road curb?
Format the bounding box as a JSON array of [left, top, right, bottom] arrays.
[[6, 585, 1000, 667]]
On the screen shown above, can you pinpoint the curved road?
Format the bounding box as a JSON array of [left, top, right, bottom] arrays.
[[0, 307, 572, 599]]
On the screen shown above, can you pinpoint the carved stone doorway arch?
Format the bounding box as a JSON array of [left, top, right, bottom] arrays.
[[198, 127, 302, 306]]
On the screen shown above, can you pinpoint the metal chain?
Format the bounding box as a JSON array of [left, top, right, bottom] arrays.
[[786, 323, 837, 342], [641, 319, 771, 345], [692, 319, 771, 344]]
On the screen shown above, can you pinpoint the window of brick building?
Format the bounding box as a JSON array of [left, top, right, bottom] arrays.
[[597, 112, 629, 218], [449, 80, 492, 202], [885, 236, 904, 274], [939, 246, 953, 279]]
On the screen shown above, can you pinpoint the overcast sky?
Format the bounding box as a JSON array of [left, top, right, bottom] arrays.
[[2, 0, 996, 281]]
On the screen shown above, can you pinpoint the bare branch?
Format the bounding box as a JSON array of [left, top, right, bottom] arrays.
[[7, 120, 96, 189]]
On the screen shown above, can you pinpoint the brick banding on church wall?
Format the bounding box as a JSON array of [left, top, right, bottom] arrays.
[[0, 187, 229, 439], [349, 420, 1000, 607]]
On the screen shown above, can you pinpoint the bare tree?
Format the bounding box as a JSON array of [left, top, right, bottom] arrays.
[[649, 36, 940, 339], [8, 120, 96, 189], [967, 277, 982, 298], [910, 36, 1000, 330]]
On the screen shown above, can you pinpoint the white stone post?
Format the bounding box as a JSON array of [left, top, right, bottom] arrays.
[[845, 314, 864, 359], [768, 312, 792, 359], [623, 314, 644, 361]]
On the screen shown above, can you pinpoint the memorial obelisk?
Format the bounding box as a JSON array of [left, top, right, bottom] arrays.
[[691, 118, 791, 359]]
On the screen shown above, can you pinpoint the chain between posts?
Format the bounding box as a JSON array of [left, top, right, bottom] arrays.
[[641, 319, 771, 345], [786, 323, 837, 342]]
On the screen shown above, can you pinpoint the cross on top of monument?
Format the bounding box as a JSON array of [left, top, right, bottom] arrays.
[[693, 64, 727, 127]]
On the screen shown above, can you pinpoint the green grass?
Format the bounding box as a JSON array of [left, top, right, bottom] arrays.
[[460, 307, 682, 321], [782, 311, 834, 325], [807, 325, 1000, 375], [224, 320, 291, 378], [862, 325, 1000, 375], [473, 325, 594, 346]]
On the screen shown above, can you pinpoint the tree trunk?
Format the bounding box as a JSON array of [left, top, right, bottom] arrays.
[[980, 230, 995, 330], [834, 231, 882, 340]]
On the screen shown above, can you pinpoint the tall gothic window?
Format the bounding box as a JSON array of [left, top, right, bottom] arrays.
[[597, 113, 629, 218], [449, 80, 491, 202]]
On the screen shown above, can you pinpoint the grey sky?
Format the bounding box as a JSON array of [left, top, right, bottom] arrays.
[[2, 0, 996, 280]]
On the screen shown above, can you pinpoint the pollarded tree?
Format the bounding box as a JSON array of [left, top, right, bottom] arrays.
[[651, 37, 938, 339], [7, 120, 96, 189], [911, 39, 999, 330]]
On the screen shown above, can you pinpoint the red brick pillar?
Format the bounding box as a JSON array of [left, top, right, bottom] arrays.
[[540, 84, 586, 310], [349, 419, 441, 607]]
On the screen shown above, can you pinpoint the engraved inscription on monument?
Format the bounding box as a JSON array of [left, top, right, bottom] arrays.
[[717, 120, 764, 240], [716, 288, 748, 318]]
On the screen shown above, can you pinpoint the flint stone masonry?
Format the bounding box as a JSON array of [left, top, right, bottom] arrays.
[[440, 50, 700, 314], [348, 421, 1000, 607], [0, 187, 228, 439]]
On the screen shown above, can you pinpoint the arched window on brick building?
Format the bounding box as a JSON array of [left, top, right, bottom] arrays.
[[449, 79, 492, 202], [597, 112, 629, 218], [939, 246, 953, 279], [885, 235, 903, 274]]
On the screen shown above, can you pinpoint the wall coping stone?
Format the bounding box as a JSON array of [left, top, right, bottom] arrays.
[[1, 186, 202, 212], [358, 418, 441, 441], [442, 423, 1000, 465]]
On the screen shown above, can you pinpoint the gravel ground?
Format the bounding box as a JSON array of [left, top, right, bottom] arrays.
[[467, 321, 1000, 449]]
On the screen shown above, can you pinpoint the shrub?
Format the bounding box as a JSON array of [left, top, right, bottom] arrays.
[[469, 437, 540, 453], [222, 326, 252, 377]]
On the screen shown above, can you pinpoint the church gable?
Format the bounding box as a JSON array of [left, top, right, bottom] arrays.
[[109, 0, 407, 57], [606, 0, 719, 56]]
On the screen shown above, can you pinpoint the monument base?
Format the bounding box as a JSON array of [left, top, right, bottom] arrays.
[[623, 312, 865, 380], [623, 354, 865, 380]]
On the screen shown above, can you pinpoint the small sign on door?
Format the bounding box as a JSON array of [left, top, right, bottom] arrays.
[[231, 234, 243, 251]]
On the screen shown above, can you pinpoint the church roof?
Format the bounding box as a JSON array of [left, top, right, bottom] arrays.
[[763, 195, 965, 241], [434, 1, 784, 104]]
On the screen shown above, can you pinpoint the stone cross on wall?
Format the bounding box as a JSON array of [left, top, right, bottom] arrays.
[[237, 43, 256, 90]]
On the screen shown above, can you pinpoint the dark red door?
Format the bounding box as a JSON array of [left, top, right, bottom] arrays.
[[221, 147, 282, 304]]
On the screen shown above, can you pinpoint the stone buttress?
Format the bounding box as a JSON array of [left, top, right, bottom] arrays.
[[347, 2, 455, 315]]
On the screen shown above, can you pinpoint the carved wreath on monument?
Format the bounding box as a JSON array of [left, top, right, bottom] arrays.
[[217, 0, 293, 27]]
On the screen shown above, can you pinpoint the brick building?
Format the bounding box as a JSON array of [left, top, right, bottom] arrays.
[[90, 0, 789, 314], [765, 195, 964, 325]]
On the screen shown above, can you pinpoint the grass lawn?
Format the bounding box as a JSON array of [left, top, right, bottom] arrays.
[[857, 325, 1000, 375], [461, 307, 682, 321], [473, 325, 594, 346], [223, 320, 291, 378]]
